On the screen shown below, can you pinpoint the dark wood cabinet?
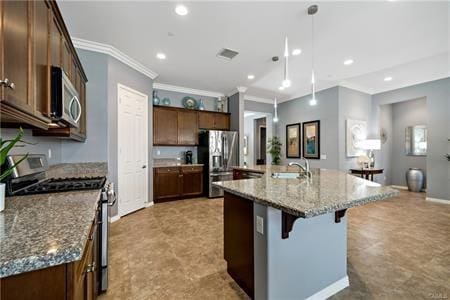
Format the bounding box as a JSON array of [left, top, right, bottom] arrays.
[[153, 107, 178, 145], [0, 0, 88, 140], [154, 167, 181, 200], [214, 113, 230, 130], [153, 166, 203, 202], [178, 110, 198, 145], [0, 217, 98, 300], [153, 106, 230, 146], [32, 2, 88, 142], [0, 1, 51, 129], [198, 111, 230, 130], [198, 111, 215, 129]]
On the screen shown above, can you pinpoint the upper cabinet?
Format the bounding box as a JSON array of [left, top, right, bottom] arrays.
[[0, 0, 88, 141], [153, 106, 230, 146], [198, 111, 230, 130]]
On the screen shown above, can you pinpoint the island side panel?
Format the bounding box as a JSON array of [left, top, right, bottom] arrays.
[[223, 192, 255, 298], [254, 203, 268, 300], [266, 207, 348, 299]]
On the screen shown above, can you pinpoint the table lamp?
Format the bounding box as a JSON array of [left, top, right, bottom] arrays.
[[359, 139, 381, 168]]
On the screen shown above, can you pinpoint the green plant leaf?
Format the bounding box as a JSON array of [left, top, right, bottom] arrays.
[[0, 153, 28, 181]]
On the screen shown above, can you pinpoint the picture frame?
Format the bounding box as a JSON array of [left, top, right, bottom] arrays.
[[286, 123, 301, 158], [346, 119, 367, 157], [302, 120, 320, 159]]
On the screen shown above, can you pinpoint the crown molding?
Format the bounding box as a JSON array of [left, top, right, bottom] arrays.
[[153, 83, 224, 98], [227, 86, 247, 97], [71, 37, 158, 80], [244, 95, 274, 104]]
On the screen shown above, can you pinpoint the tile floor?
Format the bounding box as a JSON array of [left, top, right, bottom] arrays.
[[100, 190, 450, 300]]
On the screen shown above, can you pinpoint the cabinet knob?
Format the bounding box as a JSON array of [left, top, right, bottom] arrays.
[[0, 78, 15, 90], [86, 262, 96, 273]]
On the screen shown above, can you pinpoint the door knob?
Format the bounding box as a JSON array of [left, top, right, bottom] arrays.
[[142, 165, 147, 169]]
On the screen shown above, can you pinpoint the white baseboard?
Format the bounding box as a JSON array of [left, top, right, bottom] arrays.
[[426, 197, 450, 204], [305, 276, 349, 300], [109, 215, 121, 223], [390, 185, 408, 190], [145, 201, 154, 208]]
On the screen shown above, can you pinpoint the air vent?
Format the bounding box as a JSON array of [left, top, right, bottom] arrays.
[[216, 48, 239, 60]]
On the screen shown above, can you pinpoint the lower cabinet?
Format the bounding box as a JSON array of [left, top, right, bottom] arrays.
[[0, 218, 98, 300], [154, 166, 203, 202]]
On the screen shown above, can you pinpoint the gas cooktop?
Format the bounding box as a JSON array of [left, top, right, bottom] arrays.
[[10, 177, 106, 196]]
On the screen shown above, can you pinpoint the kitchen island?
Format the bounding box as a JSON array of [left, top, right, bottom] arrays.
[[213, 166, 398, 300]]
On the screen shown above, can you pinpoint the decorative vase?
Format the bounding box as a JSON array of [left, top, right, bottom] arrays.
[[406, 168, 424, 192], [0, 182, 5, 212], [198, 99, 205, 111], [152, 90, 160, 105]]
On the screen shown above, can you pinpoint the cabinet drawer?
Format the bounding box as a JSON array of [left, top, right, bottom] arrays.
[[181, 166, 203, 173], [155, 167, 180, 174]]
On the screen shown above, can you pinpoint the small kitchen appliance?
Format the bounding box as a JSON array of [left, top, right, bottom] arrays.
[[185, 151, 193, 164], [51, 66, 81, 128]]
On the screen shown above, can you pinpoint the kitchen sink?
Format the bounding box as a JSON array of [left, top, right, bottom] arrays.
[[271, 172, 302, 179]]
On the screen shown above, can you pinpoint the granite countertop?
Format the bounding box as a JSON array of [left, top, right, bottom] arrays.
[[0, 162, 108, 278], [213, 166, 399, 218]]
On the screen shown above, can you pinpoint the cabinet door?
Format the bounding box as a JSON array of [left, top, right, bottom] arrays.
[[61, 38, 72, 79], [214, 114, 230, 130], [178, 110, 198, 145], [33, 0, 51, 119], [154, 168, 181, 201], [153, 107, 178, 145], [1, 1, 32, 111], [50, 10, 62, 68], [181, 167, 203, 196], [198, 111, 215, 129]]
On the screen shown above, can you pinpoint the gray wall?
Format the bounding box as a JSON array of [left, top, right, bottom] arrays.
[[107, 55, 153, 216], [277, 87, 340, 169], [338, 87, 372, 172], [0, 128, 62, 165], [154, 89, 218, 111], [372, 77, 450, 201], [391, 98, 427, 187], [379, 104, 393, 184], [244, 100, 274, 114], [61, 50, 109, 163]]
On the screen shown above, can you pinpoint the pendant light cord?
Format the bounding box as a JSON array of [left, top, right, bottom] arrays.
[[311, 13, 315, 99]]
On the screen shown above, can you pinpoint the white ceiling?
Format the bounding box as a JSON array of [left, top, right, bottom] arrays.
[[59, 1, 449, 102]]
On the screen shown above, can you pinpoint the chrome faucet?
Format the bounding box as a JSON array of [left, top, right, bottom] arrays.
[[289, 158, 312, 177]]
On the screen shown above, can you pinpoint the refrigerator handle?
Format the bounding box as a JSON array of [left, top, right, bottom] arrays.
[[223, 135, 228, 170]]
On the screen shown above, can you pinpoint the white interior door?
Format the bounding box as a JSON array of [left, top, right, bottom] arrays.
[[117, 84, 148, 216]]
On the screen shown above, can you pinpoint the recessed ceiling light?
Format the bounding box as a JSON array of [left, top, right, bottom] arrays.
[[292, 49, 302, 56], [175, 5, 188, 16], [282, 79, 291, 88], [278, 86, 285, 91], [247, 74, 255, 80], [384, 76, 393, 81], [343, 59, 354, 65], [156, 53, 166, 60]]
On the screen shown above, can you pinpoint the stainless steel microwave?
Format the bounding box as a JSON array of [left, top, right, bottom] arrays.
[[51, 66, 81, 128]]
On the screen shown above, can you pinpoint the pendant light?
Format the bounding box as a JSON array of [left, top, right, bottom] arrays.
[[282, 37, 291, 88], [273, 98, 279, 123], [308, 5, 318, 106]]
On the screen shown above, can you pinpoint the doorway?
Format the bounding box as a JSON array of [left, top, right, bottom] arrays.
[[117, 84, 148, 216], [243, 111, 273, 166]]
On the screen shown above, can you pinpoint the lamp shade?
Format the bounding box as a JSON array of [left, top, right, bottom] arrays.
[[358, 139, 381, 150]]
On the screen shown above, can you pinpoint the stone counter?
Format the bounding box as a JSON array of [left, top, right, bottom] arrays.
[[214, 166, 398, 218]]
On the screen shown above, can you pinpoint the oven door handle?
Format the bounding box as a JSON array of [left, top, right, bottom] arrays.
[[107, 190, 117, 207]]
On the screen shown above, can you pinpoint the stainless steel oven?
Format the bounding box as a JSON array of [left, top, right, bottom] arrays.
[[51, 66, 81, 128]]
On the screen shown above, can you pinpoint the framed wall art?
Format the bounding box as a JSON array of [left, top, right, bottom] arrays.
[[302, 120, 320, 159], [286, 123, 301, 158], [346, 119, 367, 157]]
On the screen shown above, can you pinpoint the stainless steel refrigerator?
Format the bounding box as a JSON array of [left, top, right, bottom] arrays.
[[198, 130, 238, 198]]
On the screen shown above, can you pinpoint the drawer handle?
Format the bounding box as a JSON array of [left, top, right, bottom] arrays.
[[0, 78, 15, 90], [86, 263, 96, 273]]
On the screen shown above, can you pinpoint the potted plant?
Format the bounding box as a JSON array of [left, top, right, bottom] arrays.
[[268, 136, 282, 165], [1, 128, 29, 211]]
